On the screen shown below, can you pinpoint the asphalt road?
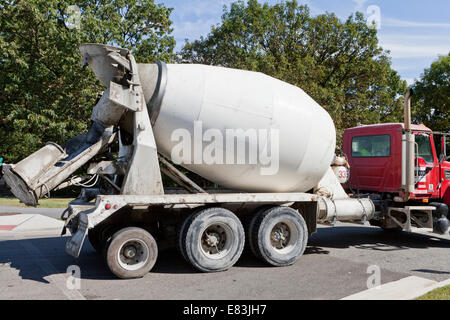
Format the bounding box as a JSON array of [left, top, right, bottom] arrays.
[[0, 206, 448, 300]]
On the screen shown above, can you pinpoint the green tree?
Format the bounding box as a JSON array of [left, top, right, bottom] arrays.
[[180, 0, 407, 148], [412, 53, 449, 133], [0, 0, 175, 162]]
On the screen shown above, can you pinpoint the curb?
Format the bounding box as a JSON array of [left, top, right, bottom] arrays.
[[342, 276, 450, 300], [0, 214, 64, 233]]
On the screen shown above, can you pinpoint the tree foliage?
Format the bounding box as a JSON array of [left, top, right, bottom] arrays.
[[180, 0, 407, 147], [0, 0, 175, 162], [412, 53, 449, 133]]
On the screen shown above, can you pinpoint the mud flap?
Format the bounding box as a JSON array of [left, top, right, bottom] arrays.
[[65, 213, 89, 258]]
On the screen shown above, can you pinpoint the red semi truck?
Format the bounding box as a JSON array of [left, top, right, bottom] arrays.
[[343, 117, 450, 234]]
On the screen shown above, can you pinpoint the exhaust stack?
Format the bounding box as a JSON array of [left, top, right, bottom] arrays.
[[402, 89, 415, 198]]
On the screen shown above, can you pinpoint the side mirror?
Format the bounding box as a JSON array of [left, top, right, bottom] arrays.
[[441, 136, 447, 160]]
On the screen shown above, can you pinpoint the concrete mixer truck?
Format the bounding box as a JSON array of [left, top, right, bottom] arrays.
[[2, 44, 447, 279]]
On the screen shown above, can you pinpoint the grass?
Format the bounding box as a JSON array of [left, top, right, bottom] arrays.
[[417, 285, 450, 300], [0, 197, 74, 208]]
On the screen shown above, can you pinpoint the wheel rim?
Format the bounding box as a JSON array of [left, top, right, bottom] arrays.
[[199, 223, 233, 260], [117, 238, 149, 271], [269, 220, 299, 254]]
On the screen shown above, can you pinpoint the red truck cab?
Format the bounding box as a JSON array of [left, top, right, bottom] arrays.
[[343, 123, 450, 206]]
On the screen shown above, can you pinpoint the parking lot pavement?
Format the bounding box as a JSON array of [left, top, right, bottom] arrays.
[[1, 219, 448, 300], [309, 222, 450, 282], [0, 231, 408, 300]]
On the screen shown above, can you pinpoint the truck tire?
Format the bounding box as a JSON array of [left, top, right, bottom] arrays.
[[105, 227, 158, 279], [249, 206, 308, 267], [89, 225, 117, 254], [247, 206, 272, 260], [179, 207, 245, 273], [177, 207, 205, 263]]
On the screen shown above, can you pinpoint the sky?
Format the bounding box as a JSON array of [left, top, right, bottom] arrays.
[[155, 0, 450, 85]]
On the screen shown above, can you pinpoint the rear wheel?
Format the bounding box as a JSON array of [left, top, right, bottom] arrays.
[[105, 227, 158, 279], [248, 206, 308, 267], [177, 207, 205, 263], [179, 207, 245, 272], [247, 207, 271, 260], [88, 225, 117, 254]]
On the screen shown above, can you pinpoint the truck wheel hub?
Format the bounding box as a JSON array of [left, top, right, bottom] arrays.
[[201, 224, 232, 258], [271, 223, 290, 249], [123, 245, 137, 259], [205, 232, 220, 247]]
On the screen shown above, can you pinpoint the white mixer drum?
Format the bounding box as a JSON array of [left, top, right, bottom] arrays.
[[142, 63, 336, 192]]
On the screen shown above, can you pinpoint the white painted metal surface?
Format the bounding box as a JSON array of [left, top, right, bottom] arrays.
[[318, 197, 375, 222], [150, 64, 336, 193], [332, 166, 350, 184], [315, 167, 349, 199]]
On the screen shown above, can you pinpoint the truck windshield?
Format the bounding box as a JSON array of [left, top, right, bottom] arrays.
[[415, 134, 434, 164]]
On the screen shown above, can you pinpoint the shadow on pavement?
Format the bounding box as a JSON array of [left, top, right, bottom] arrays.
[[1, 225, 448, 283], [0, 236, 115, 283], [305, 246, 330, 255], [0, 236, 271, 281], [308, 225, 450, 251], [153, 247, 273, 274], [411, 269, 450, 275]]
